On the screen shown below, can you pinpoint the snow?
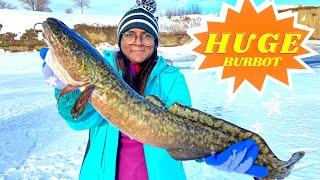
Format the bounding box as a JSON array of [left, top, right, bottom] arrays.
[[0, 9, 121, 34], [0, 9, 207, 36], [0, 52, 86, 179], [1, 8, 320, 180], [1, 49, 320, 180]]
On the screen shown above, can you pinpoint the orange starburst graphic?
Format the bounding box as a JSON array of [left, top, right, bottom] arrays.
[[189, 0, 316, 93]]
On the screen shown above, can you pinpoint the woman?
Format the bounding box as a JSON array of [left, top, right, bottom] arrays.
[[40, 0, 268, 179]]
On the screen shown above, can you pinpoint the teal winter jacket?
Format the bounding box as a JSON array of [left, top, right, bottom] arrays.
[[54, 50, 192, 180]]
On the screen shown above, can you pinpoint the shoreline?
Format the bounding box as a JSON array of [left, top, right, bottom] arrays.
[[1, 39, 320, 53]]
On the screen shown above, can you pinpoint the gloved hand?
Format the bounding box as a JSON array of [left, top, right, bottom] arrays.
[[204, 138, 268, 178], [40, 47, 67, 89]]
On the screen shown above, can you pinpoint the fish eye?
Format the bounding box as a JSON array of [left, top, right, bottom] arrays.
[[61, 35, 67, 41]]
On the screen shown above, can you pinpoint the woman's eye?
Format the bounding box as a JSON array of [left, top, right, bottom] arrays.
[[143, 33, 153, 39], [144, 34, 151, 38], [125, 32, 135, 37]]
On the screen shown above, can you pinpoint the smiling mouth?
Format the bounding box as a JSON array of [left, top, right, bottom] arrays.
[[131, 50, 146, 56], [131, 50, 145, 52]]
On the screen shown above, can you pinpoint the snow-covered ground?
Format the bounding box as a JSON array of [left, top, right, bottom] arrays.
[[0, 9, 121, 34], [1, 8, 320, 180], [1, 49, 320, 180], [0, 9, 209, 37]]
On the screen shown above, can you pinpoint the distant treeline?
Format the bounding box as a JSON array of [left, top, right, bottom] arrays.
[[0, 24, 191, 52], [279, 6, 320, 39], [0, 29, 46, 52], [1, 6, 320, 52], [0, 0, 90, 14]]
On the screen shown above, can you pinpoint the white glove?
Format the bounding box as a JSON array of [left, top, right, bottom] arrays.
[[40, 48, 67, 89]]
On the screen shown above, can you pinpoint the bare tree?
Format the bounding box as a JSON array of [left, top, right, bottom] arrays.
[[73, 0, 90, 14], [165, 5, 202, 18], [18, 0, 50, 11], [65, 8, 73, 14], [0, 0, 17, 9]]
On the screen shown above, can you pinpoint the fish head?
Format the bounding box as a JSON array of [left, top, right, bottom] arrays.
[[42, 17, 105, 87]]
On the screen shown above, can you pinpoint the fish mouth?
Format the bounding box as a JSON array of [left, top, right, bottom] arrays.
[[43, 18, 68, 32], [42, 19, 57, 50], [42, 18, 62, 47], [41, 17, 89, 88], [42, 21, 49, 44]]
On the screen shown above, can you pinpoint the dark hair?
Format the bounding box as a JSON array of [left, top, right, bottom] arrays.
[[115, 49, 157, 95]]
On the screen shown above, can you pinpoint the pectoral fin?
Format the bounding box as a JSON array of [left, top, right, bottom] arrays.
[[57, 85, 79, 104], [71, 85, 95, 119]]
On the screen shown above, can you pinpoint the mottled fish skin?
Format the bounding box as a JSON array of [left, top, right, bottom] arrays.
[[42, 17, 304, 179]]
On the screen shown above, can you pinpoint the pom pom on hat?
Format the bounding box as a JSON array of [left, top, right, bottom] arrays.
[[136, 0, 157, 13]]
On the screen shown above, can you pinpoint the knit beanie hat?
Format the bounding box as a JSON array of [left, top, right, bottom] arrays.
[[117, 0, 159, 46]]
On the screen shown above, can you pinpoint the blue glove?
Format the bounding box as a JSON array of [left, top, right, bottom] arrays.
[[40, 48, 67, 89], [205, 139, 268, 178]]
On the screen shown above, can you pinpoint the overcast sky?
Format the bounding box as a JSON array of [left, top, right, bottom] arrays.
[[8, 0, 320, 15]]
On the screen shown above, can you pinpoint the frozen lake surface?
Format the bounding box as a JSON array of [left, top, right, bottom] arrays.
[[0, 51, 319, 179]]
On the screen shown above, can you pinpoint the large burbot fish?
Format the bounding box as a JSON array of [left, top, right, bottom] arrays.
[[42, 17, 304, 179]]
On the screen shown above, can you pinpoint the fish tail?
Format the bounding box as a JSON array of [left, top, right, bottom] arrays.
[[285, 151, 305, 169], [253, 151, 305, 180]]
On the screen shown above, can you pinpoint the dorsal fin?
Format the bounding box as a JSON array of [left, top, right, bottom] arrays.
[[145, 95, 166, 110], [168, 102, 216, 127]]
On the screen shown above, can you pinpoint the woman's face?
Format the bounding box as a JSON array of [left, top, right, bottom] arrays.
[[120, 28, 155, 64]]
